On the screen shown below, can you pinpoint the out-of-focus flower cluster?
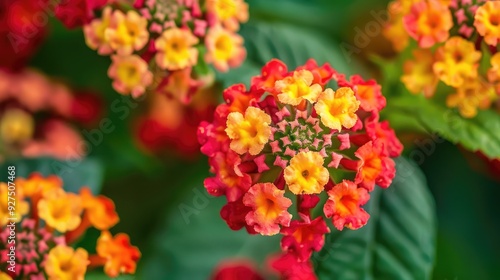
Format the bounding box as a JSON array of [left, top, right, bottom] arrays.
[[0, 69, 100, 162], [384, 0, 500, 118], [198, 59, 403, 279], [134, 76, 217, 158], [0, 0, 48, 70], [71, 0, 247, 102], [0, 173, 140, 279]]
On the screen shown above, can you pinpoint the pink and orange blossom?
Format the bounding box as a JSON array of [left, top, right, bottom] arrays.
[[243, 183, 293, 236]]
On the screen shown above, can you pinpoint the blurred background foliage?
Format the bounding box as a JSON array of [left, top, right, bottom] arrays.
[[8, 0, 499, 279]]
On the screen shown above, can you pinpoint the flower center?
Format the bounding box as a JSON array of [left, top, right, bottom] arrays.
[[59, 260, 73, 272], [339, 195, 357, 215], [490, 15, 500, 26], [427, 14, 441, 29], [453, 51, 463, 62]]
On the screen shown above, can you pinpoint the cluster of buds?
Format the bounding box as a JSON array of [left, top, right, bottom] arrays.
[[198, 59, 403, 278], [81, 0, 248, 102], [384, 0, 500, 118], [0, 69, 97, 162], [0, 173, 140, 279]]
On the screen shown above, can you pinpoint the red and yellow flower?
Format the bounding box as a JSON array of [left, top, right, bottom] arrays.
[[38, 188, 83, 233], [106, 10, 149, 55], [474, 1, 500, 46], [155, 28, 199, 71], [108, 54, 153, 97], [433, 36, 481, 87], [205, 25, 246, 72], [447, 78, 495, 118], [402, 49, 439, 97], [284, 151, 329, 195], [243, 183, 293, 236], [45, 245, 89, 280], [352, 140, 396, 191], [206, 0, 249, 31], [198, 59, 402, 279], [84, 6, 113, 55], [276, 70, 322, 106], [280, 216, 330, 261], [315, 87, 360, 131], [225, 107, 272, 155], [80, 187, 119, 230], [324, 180, 370, 231], [403, 0, 452, 48], [96, 231, 141, 278]]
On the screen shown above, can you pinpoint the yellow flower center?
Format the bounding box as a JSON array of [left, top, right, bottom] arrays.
[[490, 15, 500, 27], [117, 62, 141, 87], [361, 155, 382, 182], [258, 197, 279, 220], [215, 33, 234, 60], [337, 193, 358, 216]]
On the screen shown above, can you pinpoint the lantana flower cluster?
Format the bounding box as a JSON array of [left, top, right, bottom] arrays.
[[198, 59, 403, 279], [81, 0, 247, 102], [384, 0, 500, 118], [0, 69, 96, 162], [0, 173, 140, 279]]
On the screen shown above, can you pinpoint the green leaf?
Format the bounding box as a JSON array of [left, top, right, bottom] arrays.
[[0, 157, 104, 194], [246, 0, 386, 42], [243, 21, 365, 75], [139, 182, 280, 280], [386, 94, 500, 159], [85, 271, 135, 280], [314, 157, 437, 280]]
